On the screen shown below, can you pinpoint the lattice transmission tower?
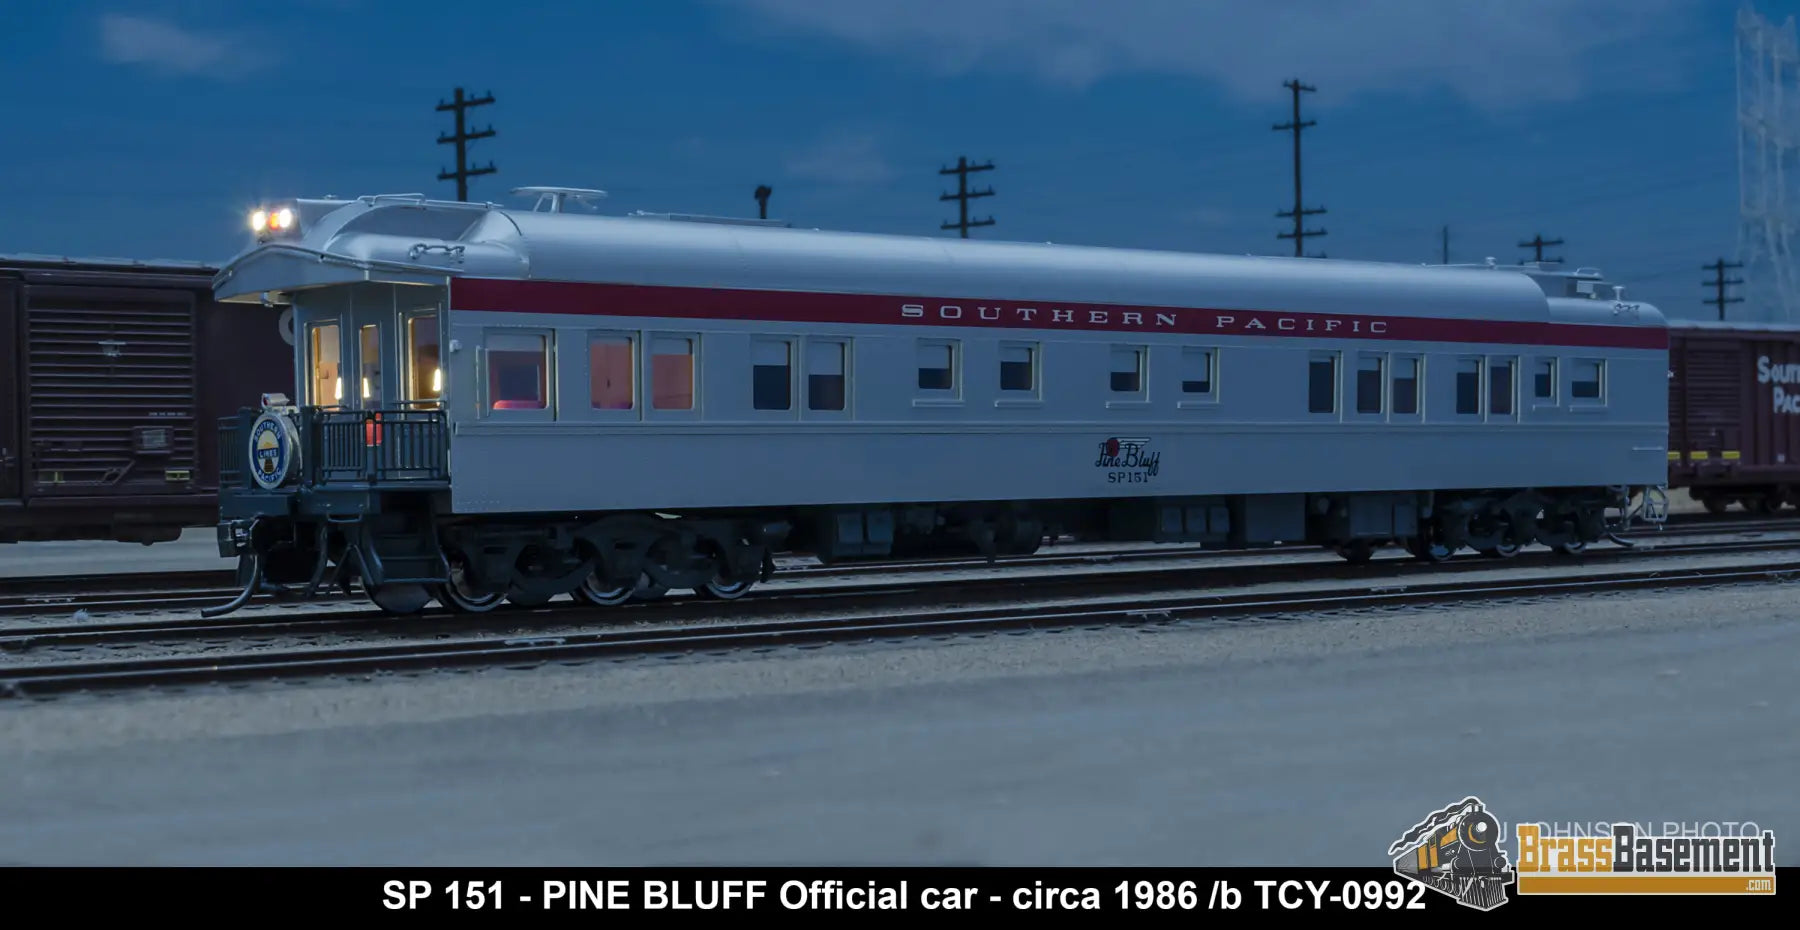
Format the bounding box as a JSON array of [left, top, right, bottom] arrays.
[[1737, 5, 1800, 322]]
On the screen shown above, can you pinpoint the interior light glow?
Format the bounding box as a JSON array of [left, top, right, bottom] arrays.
[[361, 377, 371, 399], [432, 367, 442, 392], [334, 378, 343, 401]]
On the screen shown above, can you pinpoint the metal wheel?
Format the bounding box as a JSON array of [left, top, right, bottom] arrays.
[[1334, 539, 1376, 564], [1552, 540, 1587, 557], [575, 571, 643, 606], [1703, 497, 1729, 515], [1474, 513, 1522, 559], [435, 554, 505, 613], [694, 576, 756, 600]]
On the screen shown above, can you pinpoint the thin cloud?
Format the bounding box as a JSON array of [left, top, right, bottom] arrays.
[[97, 13, 270, 77], [716, 0, 1706, 111], [1179, 206, 1236, 228], [784, 130, 900, 185]]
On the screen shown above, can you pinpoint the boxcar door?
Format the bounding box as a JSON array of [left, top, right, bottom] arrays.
[[0, 280, 19, 500], [21, 283, 199, 497]]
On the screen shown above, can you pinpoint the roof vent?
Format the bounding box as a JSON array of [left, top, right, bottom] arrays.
[[512, 187, 608, 214]]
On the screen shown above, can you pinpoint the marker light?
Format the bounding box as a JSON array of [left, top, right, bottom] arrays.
[[250, 206, 297, 237]]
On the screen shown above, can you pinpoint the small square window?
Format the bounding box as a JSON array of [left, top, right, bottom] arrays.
[[1534, 358, 1556, 400], [918, 340, 955, 391], [1392, 356, 1420, 415], [589, 334, 634, 410], [1571, 359, 1603, 400], [1356, 355, 1383, 414], [1489, 358, 1514, 416], [1308, 352, 1338, 414], [652, 336, 695, 410], [1000, 344, 1035, 392], [1110, 346, 1144, 393], [753, 339, 792, 411], [1455, 358, 1482, 415], [807, 340, 846, 411], [489, 332, 548, 411], [1181, 347, 1214, 395]]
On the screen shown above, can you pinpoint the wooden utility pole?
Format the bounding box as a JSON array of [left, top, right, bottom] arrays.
[[1518, 233, 1563, 264], [436, 87, 497, 202], [939, 157, 995, 238], [1704, 258, 1745, 320], [1273, 79, 1325, 257]]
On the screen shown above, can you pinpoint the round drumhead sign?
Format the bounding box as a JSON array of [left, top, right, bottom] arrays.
[[248, 411, 299, 489]]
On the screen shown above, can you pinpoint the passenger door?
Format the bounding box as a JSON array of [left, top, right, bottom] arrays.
[[0, 281, 18, 499]]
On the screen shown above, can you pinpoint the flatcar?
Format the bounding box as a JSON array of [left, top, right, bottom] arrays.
[[200, 190, 1672, 617], [1, 253, 294, 544], [1667, 319, 1800, 513]]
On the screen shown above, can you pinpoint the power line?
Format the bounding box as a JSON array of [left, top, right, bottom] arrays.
[[1704, 258, 1745, 320], [1519, 233, 1563, 264], [436, 87, 496, 202], [754, 185, 772, 219], [939, 157, 995, 238], [1273, 78, 1326, 258]]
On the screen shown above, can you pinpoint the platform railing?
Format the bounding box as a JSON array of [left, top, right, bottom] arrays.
[[305, 407, 449, 485], [215, 406, 449, 491]]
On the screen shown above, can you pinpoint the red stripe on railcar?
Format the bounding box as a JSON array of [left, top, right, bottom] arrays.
[[448, 278, 1669, 351]]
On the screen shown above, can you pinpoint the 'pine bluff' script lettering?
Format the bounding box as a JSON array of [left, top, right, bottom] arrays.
[[1097, 438, 1160, 484]]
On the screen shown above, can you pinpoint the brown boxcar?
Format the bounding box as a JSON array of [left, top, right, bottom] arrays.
[[1667, 319, 1800, 513], [0, 253, 294, 543]]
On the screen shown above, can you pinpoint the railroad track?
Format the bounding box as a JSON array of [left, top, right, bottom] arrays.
[[4, 553, 1797, 700], [1, 512, 1794, 620], [5, 533, 1798, 654]]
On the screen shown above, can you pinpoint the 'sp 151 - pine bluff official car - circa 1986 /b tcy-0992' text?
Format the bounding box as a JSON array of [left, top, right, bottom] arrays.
[[201, 187, 1672, 618]]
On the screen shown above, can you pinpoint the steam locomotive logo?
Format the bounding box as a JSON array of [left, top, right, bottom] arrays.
[[1388, 797, 1514, 911], [248, 412, 294, 490]]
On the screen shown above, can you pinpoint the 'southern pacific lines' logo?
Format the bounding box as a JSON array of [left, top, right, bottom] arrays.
[[248, 412, 294, 490], [1388, 797, 1514, 912]]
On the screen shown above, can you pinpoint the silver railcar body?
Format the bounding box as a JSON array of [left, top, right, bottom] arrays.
[[206, 193, 1670, 615]]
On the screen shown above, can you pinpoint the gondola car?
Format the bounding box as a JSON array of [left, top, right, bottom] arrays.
[[1, 253, 293, 544], [201, 190, 1672, 616]]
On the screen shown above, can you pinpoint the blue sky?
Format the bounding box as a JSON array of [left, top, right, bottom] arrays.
[[0, 0, 1793, 322]]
